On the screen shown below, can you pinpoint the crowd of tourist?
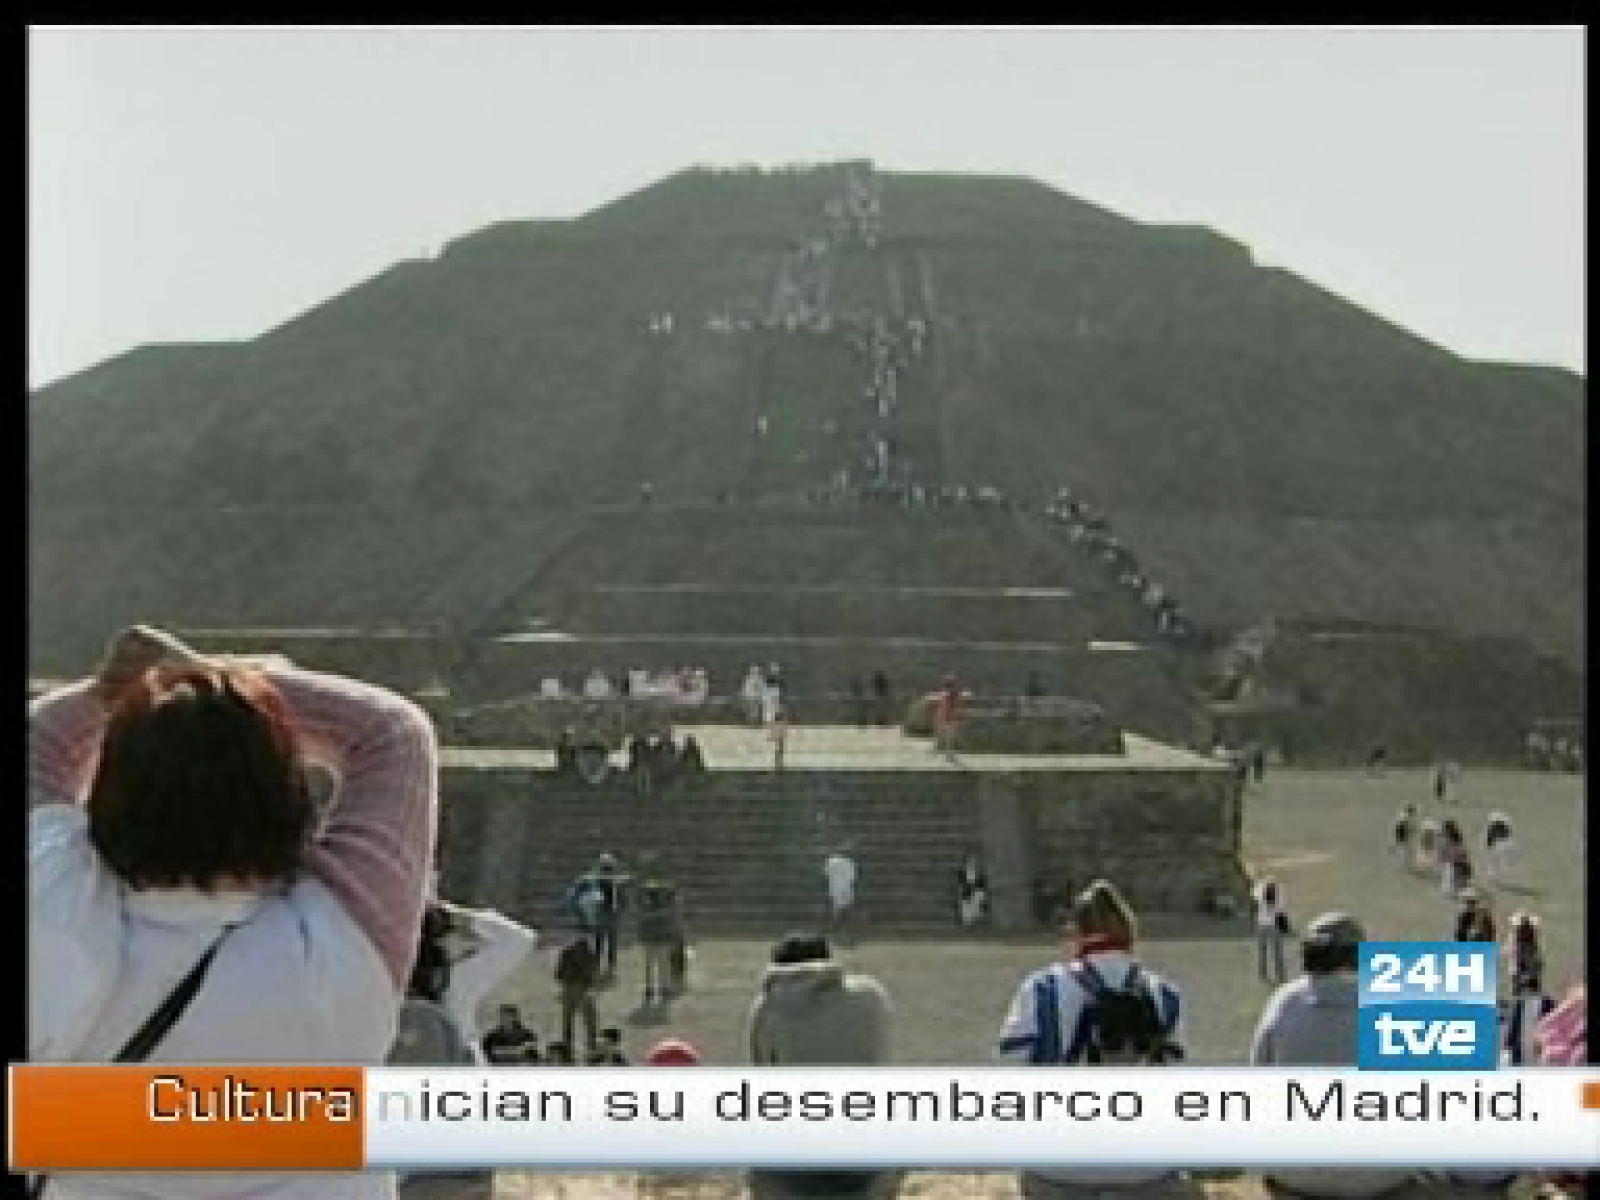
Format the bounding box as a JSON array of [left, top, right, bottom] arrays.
[[26, 625, 1585, 1200], [1524, 728, 1583, 772], [622, 168, 1208, 662], [540, 665, 712, 707], [1043, 483, 1191, 642], [1384, 787, 1561, 1071]]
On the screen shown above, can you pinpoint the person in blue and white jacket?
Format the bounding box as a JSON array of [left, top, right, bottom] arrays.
[[995, 879, 1185, 1196]]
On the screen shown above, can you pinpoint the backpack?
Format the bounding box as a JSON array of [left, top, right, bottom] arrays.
[[1069, 961, 1177, 1065], [568, 876, 605, 925]]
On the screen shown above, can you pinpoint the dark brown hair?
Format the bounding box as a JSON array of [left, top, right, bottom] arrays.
[[1072, 878, 1139, 943], [88, 662, 313, 890]]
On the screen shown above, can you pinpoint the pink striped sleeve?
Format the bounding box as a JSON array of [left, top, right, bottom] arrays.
[[1535, 986, 1587, 1067], [28, 679, 106, 810], [263, 664, 440, 990]]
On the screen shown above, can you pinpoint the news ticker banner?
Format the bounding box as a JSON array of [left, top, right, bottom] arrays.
[[9, 1067, 1600, 1173]]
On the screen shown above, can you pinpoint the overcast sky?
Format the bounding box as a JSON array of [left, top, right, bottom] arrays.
[[28, 25, 1585, 389]]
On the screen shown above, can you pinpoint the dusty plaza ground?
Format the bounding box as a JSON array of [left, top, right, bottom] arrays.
[[476, 764, 1585, 1198]]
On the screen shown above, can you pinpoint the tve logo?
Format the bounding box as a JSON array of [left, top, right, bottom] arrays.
[[1357, 942, 1497, 1070]]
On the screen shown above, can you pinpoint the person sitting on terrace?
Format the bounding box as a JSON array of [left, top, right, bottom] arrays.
[[583, 668, 614, 700]]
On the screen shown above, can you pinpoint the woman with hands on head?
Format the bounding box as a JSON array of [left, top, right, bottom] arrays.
[[29, 624, 439, 1200]]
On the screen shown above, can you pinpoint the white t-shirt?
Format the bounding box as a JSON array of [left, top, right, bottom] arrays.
[[824, 855, 857, 907], [1253, 886, 1284, 931]]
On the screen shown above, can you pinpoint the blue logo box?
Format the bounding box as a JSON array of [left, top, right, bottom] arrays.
[[1357, 942, 1498, 1070]]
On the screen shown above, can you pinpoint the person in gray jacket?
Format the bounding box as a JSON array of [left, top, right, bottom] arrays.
[[748, 933, 895, 1199], [1251, 913, 1415, 1199]]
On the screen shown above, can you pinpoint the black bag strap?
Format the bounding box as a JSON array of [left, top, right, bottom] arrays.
[[29, 925, 234, 1198], [116, 925, 235, 1062]]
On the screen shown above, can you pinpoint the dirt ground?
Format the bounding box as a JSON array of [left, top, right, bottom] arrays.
[[473, 766, 1585, 1197]]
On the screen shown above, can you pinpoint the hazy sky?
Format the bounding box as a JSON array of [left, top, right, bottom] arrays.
[[28, 25, 1585, 389]]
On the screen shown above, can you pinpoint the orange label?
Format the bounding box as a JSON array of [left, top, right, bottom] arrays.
[[9, 1066, 364, 1172], [1582, 1081, 1600, 1112]]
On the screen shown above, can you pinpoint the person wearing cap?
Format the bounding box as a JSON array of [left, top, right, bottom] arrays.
[[1251, 912, 1415, 1198]]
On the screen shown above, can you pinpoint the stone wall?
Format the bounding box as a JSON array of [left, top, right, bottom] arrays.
[[436, 760, 1242, 933], [905, 696, 1126, 755], [1018, 768, 1246, 916], [567, 585, 1092, 643], [180, 630, 1203, 744]]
